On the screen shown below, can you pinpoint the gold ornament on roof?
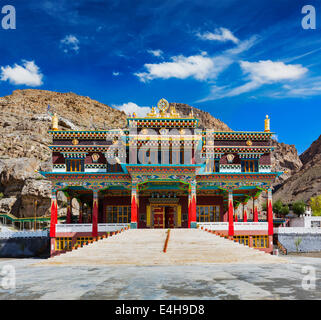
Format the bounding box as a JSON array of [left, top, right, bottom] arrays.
[[146, 107, 157, 118], [157, 98, 169, 113], [188, 108, 194, 118], [264, 115, 270, 132], [169, 105, 180, 118], [72, 139, 79, 145], [246, 140, 252, 146], [52, 113, 58, 130]]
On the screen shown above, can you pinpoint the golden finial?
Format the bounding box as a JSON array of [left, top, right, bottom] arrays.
[[52, 113, 58, 130], [264, 115, 270, 132], [169, 105, 180, 118], [157, 98, 169, 113], [133, 112, 137, 118], [146, 107, 157, 118]]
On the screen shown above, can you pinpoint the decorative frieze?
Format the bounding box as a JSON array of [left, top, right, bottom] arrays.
[[259, 165, 272, 173], [219, 164, 241, 173], [61, 152, 87, 159], [85, 164, 106, 169], [53, 164, 66, 172], [239, 153, 263, 159]]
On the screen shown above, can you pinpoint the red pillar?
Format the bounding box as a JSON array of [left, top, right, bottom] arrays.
[[253, 198, 259, 222], [243, 209, 247, 222], [228, 190, 234, 236], [191, 195, 196, 227], [131, 185, 138, 228], [267, 188, 273, 235], [50, 190, 57, 238], [189, 182, 197, 228], [92, 191, 98, 237], [188, 194, 191, 228]]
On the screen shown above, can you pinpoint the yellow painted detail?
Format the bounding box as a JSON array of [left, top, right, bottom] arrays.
[[146, 205, 151, 227], [177, 205, 181, 227]]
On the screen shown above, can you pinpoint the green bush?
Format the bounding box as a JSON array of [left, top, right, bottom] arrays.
[[311, 195, 321, 216], [280, 205, 290, 216], [0, 192, 3, 200], [292, 201, 306, 216], [273, 200, 284, 214]]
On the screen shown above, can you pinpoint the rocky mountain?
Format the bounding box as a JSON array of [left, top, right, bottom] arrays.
[[0, 89, 127, 219], [274, 135, 321, 204], [170, 102, 231, 131], [0, 89, 304, 219], [271, 140, 302, 186]]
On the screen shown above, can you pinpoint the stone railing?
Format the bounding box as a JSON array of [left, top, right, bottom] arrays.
[[0, 230, 49, 239], [234, 222, 268, 231], [56, 223, 129, 233], [274, 227, 321, 234], [98, 223, 129, 232], [198, 222, 268, 231], [197, 222, 228, 230]]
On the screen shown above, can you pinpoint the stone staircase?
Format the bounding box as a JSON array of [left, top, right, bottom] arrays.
[[37, 229, 288, 266]]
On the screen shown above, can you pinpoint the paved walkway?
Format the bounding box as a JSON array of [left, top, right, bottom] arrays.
[[36, 229, 287, 266], [0, 256, 320, 299]]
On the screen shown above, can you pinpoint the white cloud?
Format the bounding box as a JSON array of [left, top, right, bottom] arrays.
[[201, 60, 308, 100], [112, 71, 120, 76], [278, 76, 321, 97], [60, 34, 79, 53], [113, 102, 151, 117], [197, 27, 239, 44], [135, 34, 257, 83], [147, 49, 163, 57], [225, 36, 257, 55], [0, 60, 43, 87], [240, 60, 308, 83], [135, 54, 217, 82]]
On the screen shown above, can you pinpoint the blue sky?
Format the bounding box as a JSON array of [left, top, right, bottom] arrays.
[[0, 0, 320, 153]]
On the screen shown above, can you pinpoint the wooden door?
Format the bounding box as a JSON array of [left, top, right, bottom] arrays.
[[165, 207, 175, 228], [153, 207, 164, 228]]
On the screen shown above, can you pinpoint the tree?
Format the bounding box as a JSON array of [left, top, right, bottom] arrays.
[[273, 200, 284, 215], [292, 201, 306, 216], [311, 195, 321, 216], [261, 202, 267, 211], [280, 205, 290, 216]]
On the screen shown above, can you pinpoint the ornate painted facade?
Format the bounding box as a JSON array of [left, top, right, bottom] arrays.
[[41, 99, 281, 254]]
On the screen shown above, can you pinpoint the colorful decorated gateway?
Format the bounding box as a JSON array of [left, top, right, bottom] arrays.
[[41, 99, 281, 255]]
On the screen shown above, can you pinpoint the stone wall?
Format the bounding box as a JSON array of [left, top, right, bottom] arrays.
[[278, 233, 321, 253], [0, 237, 50, 258]]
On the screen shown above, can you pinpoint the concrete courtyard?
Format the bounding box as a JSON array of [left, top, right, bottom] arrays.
[[0, 255, 321, 299]]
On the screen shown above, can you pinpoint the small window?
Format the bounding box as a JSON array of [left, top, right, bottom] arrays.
[[197, 205, 220, 222], [66, 159, 82, 172], [241, 160, 258, 172]]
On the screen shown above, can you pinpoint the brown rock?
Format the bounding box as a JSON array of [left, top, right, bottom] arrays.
[[274, 135, 321, 204]]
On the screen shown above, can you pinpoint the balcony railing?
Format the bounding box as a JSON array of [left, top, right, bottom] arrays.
[[55, 223, 129, 233], [198, 222, 268, 231]]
